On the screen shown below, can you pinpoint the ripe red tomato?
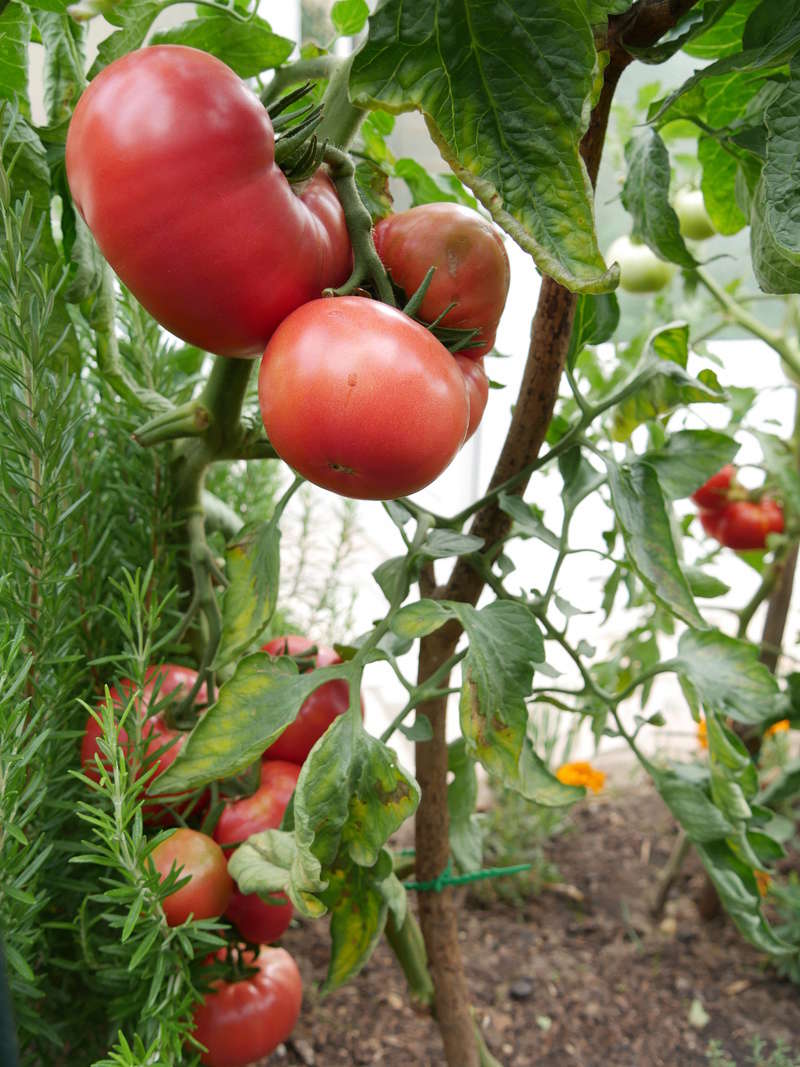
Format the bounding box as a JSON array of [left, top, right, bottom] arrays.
[[258, 296, 469, 499], [150, 829, 232, 926], [373, 203, 509, 359], [691, 465, 736, 511], [262, 636, 358, 764], [715, 499, 784, 550], [80, 665, 207, 823], [455, 355, 489, 441], [698, 509, 724, 541], [192, 947, 302, 1067], [66, 45, 351, 358], [214, 760, 300, 944]]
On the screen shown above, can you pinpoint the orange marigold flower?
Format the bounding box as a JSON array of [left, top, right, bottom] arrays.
[[765, 719, 790, 737], [755, 870, 771, 897], [556, 761, 606, 793], [697, 718, 708, 750]]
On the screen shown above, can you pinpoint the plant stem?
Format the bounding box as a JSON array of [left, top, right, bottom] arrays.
[[695, 266, 800, 379], [261, 56, 338, 109], [316, 54, 365, 148], [649, 829, 690, 919]]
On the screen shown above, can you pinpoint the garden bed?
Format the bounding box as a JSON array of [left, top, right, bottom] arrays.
[[272, 783, 800, 1067]]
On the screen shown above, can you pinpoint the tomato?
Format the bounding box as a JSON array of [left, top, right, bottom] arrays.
[[607, 236, 674, 294], [699, 509, 724, 541], [214, 760, 300, 944], [455, 355, 489, 441], [66, 45, 351, 358], [715, 499, 784, 550], [150, 829, 232, 926], [674, 188, 716, 242], [373, 203, 510, 359], [691, 465, 736, 511], [258, 296, 469, 499], [192, 947, 302, 1067], [262, 635, 359, 763], [80, 664, 207, 823]]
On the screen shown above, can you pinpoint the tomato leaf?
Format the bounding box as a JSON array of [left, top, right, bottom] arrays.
[[331, 0, 369, 37], [621, 130, 696, 269], [611, 323, 725, 441], [684, 567, 730, 599], [417, 530, 484, 560], [350, 0, 617, 294], [606, 460, 705, 628], [321, 857, 389, 992], [154, 654, 349, 791], [373, 555, 412, 605], [35, 11, 84, 124], [498, 494, 562, 549], [151, 14, 293, 78], [447, 738, 482, 873], [215, 519, 281, 669], [566, 291, 620, 371], [445, 602, 580, 806], [625, 0, 738, 64], [0, 3, 31, 113], [652, 0, 800, 120], [392, 157, 478, 210], [89, 0, 167, 76], [640, 429, 739, 500], [751, 69, 800, 293], [698, 135, 748, 236], [684, 0, 760, 59], [390, 599, 452, 641], [675, 629, 781, 725]]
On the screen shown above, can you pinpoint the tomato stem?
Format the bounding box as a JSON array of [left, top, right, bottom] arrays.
[[322, 144, 395, 305]]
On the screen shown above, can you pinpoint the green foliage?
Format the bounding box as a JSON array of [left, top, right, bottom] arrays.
[[350, 0, 618, 293]]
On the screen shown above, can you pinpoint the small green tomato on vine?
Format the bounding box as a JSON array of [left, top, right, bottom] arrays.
[[607, 235, 674, 294], [673, 187, 716, 242]]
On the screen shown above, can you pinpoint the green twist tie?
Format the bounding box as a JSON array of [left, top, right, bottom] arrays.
[[403, 860, 532, 893]]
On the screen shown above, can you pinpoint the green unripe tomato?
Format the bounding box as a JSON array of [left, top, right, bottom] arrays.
[[607, 236, 674, 294], [673, 188, 716, 241]]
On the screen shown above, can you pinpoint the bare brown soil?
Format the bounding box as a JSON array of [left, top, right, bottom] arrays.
[[268, 784, 800, 1067]]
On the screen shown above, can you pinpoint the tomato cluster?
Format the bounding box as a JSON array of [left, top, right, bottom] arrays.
[[80, 637, 356, 1066], [66, 45, 509, 502], [692, 466, 785, 550]]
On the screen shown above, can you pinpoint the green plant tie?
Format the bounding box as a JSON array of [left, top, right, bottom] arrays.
[[403, 860, 532, 893]]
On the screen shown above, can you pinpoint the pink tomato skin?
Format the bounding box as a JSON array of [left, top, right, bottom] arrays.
[[455, 355, 489, 441], [258, 297, 469, 499], [66, 45, 351, 358]]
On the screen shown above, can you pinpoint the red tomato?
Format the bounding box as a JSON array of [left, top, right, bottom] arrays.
[[66, 46, 351, 358], [192, 947, 302, 1067], [373, 203, 509, 359], [80, 665, 207, 823], [691, 465, 736, 511], [258, 296, 469, 499], [150, 829, 232, 926], [262, 636, 357, 764], [715, 499, 784, 550], [699, 509, 724, 541], [214, 760, 301, 945], [455, 355, 489, 441]]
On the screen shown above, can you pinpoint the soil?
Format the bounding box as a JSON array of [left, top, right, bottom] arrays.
[[268, 782, 800, 1067]]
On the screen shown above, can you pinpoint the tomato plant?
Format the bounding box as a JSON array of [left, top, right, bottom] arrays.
[[80, 665, 207, 822], [214, 759, 300, 944], [65, 45, 351, 358], [150, 829, 232, 926], [373, 203, 510, 358], [606, 235, 674, 293], [261, 636, 359, 764], [191, 947, 302, 1067], [258, 296, 469, 499]]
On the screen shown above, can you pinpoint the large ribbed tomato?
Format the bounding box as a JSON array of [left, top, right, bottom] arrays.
[[192, 948, 302, 1067], [373, 203, 509, 359], [66, 45, 351, 358], [258, 296, 469, 499], [150, 829, 232, 927]]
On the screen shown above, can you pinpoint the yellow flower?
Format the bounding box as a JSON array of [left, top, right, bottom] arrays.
[[755, 870, 771, 897], [765, 719, 790, 738], [556, 761, 605, 793], [697, 718, 708, 750]]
